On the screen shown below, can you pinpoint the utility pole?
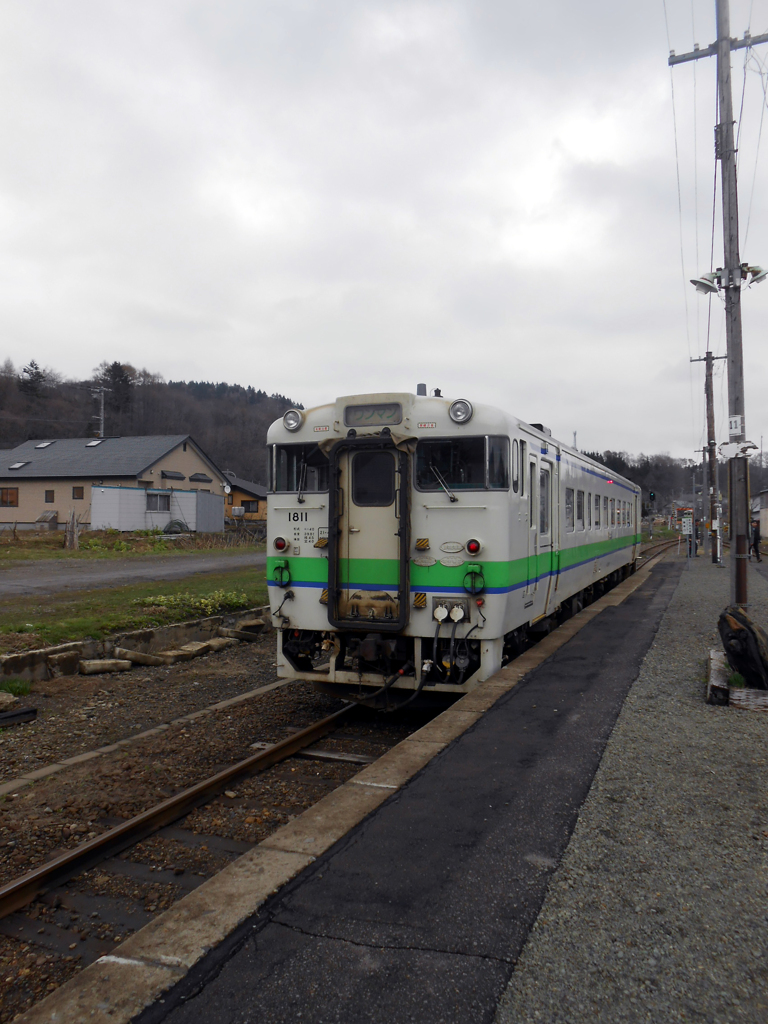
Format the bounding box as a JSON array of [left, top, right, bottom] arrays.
[[691, 351, 726, 562], [669, 0, 768, 605], [91, 386, 105, 438]]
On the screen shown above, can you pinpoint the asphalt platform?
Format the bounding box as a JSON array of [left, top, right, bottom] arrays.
[[134, 558, 685, 1024]]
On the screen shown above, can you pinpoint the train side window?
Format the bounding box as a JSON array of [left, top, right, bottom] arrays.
[[539, 467, 550, 534], [511, 439, 520, 493], [576, 490, 584, 531], [610, 498, 615, 526], [520, 442, 526, 496], [487, 436, 510, 489], [587, 492, 592, 529], [565, 488, 574, 533], [594, 494, 601, 528], [622, 501, 627, 526], [603, 495, 608, 525]]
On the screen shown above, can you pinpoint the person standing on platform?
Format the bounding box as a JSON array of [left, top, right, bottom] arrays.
[[750, 519, 763, 562]]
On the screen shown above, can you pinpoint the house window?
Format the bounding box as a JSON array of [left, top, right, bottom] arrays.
[[45, 490, 54, 503], [0, 488, 18, 507], [146, 493, 171, 512], [227, 494, 234, 505], [72, 486, 84, 500]]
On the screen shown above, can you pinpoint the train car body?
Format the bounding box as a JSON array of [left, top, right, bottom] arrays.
[[267, 393, 640, 705]]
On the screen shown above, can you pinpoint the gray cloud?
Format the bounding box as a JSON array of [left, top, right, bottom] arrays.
[[1, 0, 767, 458]]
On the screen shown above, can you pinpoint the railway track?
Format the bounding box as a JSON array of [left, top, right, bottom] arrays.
[[0, 697, 425, 1022], [0, 541, 675, 1020]]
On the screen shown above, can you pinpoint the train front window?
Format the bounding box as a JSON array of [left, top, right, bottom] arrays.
[[415, 437, 485, 491], [273, 444, 329, 492], [415, 436, 509, 491]]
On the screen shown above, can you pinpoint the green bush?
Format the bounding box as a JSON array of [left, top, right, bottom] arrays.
[[132, 589, 249, 618]]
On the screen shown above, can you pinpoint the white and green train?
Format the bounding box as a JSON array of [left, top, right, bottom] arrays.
[[266, 391, 640, 707]]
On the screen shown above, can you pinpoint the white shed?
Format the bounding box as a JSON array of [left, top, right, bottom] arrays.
[[91, 486, 224, 533]]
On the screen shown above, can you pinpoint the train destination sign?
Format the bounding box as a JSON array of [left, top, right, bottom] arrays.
[[344, 402, 402, 427]]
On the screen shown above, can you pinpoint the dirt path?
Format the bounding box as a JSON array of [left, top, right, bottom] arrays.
[[0, 551, 267, 597]]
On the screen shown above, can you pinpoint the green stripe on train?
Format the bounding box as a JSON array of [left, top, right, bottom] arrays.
[[267, 533, 640, 588]]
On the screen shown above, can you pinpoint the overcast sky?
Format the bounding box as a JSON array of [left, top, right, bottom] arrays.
[[1, 0, 768, 458]]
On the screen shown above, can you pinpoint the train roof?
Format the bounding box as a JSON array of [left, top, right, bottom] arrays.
[[266, 392, 638, 493]]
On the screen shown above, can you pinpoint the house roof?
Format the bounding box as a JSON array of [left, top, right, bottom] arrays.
[[224, 470, 267, 499], [0, 435, 218, 480]]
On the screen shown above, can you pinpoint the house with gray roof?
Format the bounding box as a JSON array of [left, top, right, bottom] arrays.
[[223, 470, 267, 521], [0, 435, 227, 532]]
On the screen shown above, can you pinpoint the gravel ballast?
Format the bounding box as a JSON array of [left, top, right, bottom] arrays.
[[495, 552, 768, 1024]]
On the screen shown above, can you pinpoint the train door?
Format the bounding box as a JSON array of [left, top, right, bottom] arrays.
[[538, 460, 555, 611], [524, 455, 538, 603], [327, 439, 410, 631]]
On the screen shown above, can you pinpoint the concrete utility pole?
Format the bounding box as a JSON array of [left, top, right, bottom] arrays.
[[691, 351, 727, 562], [669, 0, 768, 605]]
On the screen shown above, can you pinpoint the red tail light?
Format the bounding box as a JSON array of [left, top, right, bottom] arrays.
[[466, 539, 481, 555], [274, 536, 287, 551]]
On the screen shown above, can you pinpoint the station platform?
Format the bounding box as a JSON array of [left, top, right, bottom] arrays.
[[115, 548, 768, 1024]]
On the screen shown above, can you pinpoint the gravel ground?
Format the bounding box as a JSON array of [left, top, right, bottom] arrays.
[[0, 636, 280, 782], [495, 551, 768, 1024]]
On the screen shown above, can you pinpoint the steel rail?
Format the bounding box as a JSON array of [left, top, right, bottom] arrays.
[[0, 702, 354, 919]]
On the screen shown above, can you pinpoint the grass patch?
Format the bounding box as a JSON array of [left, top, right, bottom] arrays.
[[133, 589, 250, 618], [642, 525, 677, 542], [0, 677, 31, 696], [728, 671, 746, 689], [0, 569, 268, 654], [0, 529, 264, 563]]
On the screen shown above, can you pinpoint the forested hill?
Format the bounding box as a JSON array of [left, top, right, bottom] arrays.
[[0, 359, 301, 484]]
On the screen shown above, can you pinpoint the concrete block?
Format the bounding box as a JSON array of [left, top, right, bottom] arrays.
[[179, 641, 211, 655], [207, 636, 239, 652], [155, 649, 196, 664], [79, 659, 133, 675], [217, 627, 263, 642], [0, 691, 19, 710], [113, 647, 169, 667], [0, 649, 50, 682], [261, 781, 393, 858], [46, 651, 81, 677]]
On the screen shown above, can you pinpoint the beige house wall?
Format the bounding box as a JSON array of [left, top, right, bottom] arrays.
[[141, 445, 226, 492], [0, 441, 227, 528], [0, 478, 134, 527]]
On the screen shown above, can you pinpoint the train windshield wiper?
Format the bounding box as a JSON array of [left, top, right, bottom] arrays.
[[430, 464, 458, 502], [297, 461, 308, 504]]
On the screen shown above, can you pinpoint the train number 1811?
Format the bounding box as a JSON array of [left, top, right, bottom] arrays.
[[288, 512, 308, 522]]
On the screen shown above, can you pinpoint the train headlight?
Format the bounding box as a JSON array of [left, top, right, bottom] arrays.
[[449, 399, 473, 424], [274, 536, 288, 551], [283, 409, 304, 432]]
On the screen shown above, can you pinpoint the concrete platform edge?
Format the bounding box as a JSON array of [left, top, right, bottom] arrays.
[[11, 553, 668, 1024]]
